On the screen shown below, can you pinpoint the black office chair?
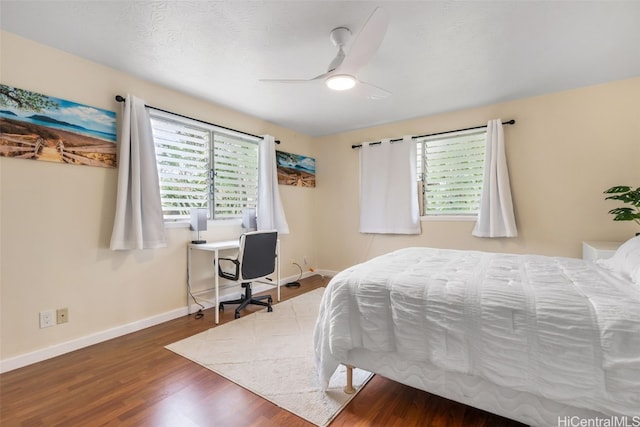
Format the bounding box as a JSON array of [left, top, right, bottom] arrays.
[[218, 230, 278, 319]]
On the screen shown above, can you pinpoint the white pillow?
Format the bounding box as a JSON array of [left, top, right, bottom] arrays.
[[597, 235, 640, 284], [632, 263, 640, 286]]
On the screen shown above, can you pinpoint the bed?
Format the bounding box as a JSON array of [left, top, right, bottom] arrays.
[[313, 237, 640, 426]]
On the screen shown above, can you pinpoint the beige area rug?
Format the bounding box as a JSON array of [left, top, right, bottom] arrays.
[[166, 288, 372, 427]]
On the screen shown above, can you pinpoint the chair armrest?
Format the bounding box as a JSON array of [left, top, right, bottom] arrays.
[[218, 257, 240, 281]]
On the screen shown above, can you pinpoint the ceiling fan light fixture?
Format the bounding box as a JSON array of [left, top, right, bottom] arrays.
[[326, 74, 356, 91]]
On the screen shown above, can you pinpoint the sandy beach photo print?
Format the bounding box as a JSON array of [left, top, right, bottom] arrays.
[[0, 85, 117, 168], [276, 150, 316, 187]]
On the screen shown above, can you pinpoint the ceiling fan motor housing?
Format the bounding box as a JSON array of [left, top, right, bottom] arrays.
[[330, 27, 351, 47]]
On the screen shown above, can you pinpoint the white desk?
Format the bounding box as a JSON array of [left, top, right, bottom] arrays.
[[187, 239, 280, 324]]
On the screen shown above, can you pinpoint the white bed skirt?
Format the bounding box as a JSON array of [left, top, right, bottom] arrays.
[[345, 348, 614, 427]]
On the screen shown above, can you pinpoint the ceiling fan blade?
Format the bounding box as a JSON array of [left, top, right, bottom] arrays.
[[259, 71, 331, 84], [339, 7, 389, 75], [357, 80, 391, 100]]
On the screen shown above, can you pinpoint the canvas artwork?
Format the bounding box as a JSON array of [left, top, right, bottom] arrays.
[[276, 150, 316, 187], [0, 85, 117, 168]]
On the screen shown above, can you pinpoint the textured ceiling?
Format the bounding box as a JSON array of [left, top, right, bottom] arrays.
[[2, 1, 640, 137]]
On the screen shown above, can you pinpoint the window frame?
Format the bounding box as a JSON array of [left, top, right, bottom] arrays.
[[148, 109, 260, 224], [416, 128, 487, 220]]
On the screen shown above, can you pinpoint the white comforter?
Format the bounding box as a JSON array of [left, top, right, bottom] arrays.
[[313, 247, 640, 416]]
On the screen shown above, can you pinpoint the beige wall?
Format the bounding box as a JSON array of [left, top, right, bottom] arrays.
[[2, 30, 639, 367], [313, 77, 640, 270], [0, 31, 316, 362]]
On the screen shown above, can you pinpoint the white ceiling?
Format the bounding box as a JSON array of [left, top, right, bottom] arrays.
[[2, 1, 640, 137]]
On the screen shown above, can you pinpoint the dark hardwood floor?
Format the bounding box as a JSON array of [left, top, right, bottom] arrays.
[[0, 275, 525, 426]]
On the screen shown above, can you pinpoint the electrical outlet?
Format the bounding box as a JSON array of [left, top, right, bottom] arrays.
[[39, 310, 56, 328], [56, 308, 69, 324]]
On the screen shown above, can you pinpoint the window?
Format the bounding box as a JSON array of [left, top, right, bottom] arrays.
[[149, 110, 259, 221], [416, 129, 486, 217]]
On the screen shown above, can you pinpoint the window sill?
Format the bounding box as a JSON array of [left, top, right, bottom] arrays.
[[164, 221, 190, 229], [421, 215, 477, 222], [164, 218, 242, 229]]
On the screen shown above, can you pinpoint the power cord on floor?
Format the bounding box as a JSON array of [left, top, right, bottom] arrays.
[[285, 262, 302, 288], [188, 286, 206, 319]]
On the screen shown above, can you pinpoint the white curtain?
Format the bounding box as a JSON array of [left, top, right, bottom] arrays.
[[472, 119, 517, 238], [359, 136, 421, 234], [257, 135, 289, 234], [110, 94, 166, 250]]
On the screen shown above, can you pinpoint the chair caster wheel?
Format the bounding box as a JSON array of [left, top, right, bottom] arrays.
[[234, 312, 241, 319], [267, 306, 273, 312]]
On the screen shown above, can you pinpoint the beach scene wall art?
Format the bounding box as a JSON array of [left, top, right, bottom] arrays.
[[276, 150, 316, 187], [0, 85, 117, 168]]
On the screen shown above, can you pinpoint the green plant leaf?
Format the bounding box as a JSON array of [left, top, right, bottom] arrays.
[[604, 186, 640, 207], [604, 186, 631, 194], [608, 207, 640, 221], [605, 185, 640, 227]]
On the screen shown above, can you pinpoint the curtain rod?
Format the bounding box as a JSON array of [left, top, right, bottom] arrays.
[[351, 119, 516, 149], [114, 95, 279, 144]]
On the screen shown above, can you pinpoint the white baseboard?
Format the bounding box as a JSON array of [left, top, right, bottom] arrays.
[[0, 306, 189, 374], [0, 271, 337, 374], [311, 269, 337, 278]]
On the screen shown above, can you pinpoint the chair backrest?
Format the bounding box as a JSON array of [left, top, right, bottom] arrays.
[[237, 230, 277, 281]]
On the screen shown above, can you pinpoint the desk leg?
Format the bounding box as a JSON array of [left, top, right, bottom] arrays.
[[214, 249, 220, 324], [277, 239, 281, 302], [187, 246, 192, 315]]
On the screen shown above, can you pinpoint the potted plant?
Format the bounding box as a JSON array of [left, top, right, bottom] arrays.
[[604, 186, 640, 234]]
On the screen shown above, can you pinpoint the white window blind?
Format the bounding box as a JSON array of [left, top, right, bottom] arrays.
[[417, 129, 486, 216], [149, 111, 258, 221], [213, 134, 258, 219]]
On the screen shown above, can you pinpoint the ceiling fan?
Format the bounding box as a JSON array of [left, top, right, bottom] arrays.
[[259, 7, 391, 99]]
